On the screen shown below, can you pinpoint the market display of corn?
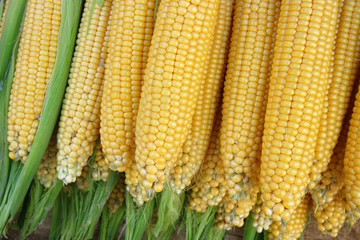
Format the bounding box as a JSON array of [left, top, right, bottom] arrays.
[[1, 0, 360, 239]]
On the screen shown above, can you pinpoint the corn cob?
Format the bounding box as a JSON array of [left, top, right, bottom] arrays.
[[344, 83, 360, 221], [311, 104, 352, 205], [218, 0, 281, 228], [309, 0, 360, 189], [188, 105, 225, 213], [100, 0, 156, 173], [0, 0, 9, 35], [268, 195, 310, 240], [56, 0, 112, 184], [126, 0, 219, 205], [37, 128, 58, 188], [259, 0, 338, 224], [313, 190, 346, 237], [168, 0, 234, 193], [7, 0, 62, 163], [107, 177, 126, 213]]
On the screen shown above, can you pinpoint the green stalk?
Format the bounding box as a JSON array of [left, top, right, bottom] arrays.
[[0, 0, 83, 234], [185, 206, 218, 240], [19, 180, 62, 240], [126, 191, 156, 240], [149, 185, 185, 240], [243, 211, 257, 240], [99, 205, 126, 240]]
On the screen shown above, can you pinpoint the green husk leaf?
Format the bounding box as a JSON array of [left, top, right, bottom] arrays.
[[0, 0, 83, 233], [49, 189, 74, 240], [153, 0, 160, 21], [74, 171, 121, 240], [0, 0, 26, 82], [126, 191, 156, 240], [150, 185, 185, 240], [99, 204, 126, 240], [0, 0, 26, 206], [0, 0, 4, 25], [207, 226, 226, 240], [19, 179, 62, 240], [243, 211, 257, 240], [185, 206, 218, 240]]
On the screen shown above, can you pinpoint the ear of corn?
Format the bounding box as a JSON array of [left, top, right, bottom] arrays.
[[168, 0, 234, 193], [188, 104, 226, 213], [313, 190, 346, 237], [100, 0, 156, 173], [311, 96, 354, 205], [7, 0, 62, 163], [56, 0, 112, 184], [268, 195, 310, 240], [344, 86, 360, 221], [0, 0, 26, 203], [218, 0, 281, 229], [126, 0, 220, 205], [309, 0, 360, 189], [259, 0, 338, 224], [0, 0, 83, 231]]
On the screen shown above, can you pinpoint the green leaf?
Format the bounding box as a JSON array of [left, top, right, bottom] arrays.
[[0, 0, 27, 82], [126, 191, 156, 240], [243, 211, 257, 240], [19, 180, 62, 240], [151, 185, 185, 240], [185, 206, 218, 240], [99, 205, 126, 240], [0, 0, 83, 233]]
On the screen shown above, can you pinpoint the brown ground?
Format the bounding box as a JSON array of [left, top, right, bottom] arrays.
[[5, 213, 360, 239]]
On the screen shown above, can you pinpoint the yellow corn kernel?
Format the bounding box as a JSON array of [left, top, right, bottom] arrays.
[[269, 195, 310, 240], [100, 0, 156, 173], [169, 0, 234, 193], [56, 0, 112, 184], [313, 190, 346, 237], [126, 0, 219, 205], [7, 0, 62, 163], [216, 185, 258, 230], [259, 0, 338, 223], [220, 0, 281, 225], [311, 107, 352, 205], [310, 0, 360, 189], [188, 106, 226, 212]]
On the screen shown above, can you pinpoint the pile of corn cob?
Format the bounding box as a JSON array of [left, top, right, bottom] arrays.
[[2, 0, 360, 239]]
